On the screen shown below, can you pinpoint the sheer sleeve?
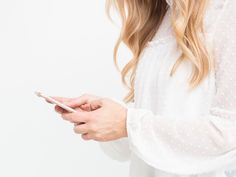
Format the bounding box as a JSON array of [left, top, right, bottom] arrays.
[[125, 0, 236, 174], [98, 99, 134, 162]]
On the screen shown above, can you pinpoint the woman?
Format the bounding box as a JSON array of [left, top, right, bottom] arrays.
[[49, 0, 236, 176]]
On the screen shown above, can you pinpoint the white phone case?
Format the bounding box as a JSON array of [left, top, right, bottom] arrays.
[[35, 91, 77, 113]]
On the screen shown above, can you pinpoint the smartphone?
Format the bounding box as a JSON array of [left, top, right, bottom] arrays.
[[35, 91, 77, 113]]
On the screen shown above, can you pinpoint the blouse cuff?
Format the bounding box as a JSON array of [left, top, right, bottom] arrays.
[[126, 108, 147, 150]]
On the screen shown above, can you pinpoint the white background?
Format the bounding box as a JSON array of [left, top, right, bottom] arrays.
[[0, 0, 131, 176]]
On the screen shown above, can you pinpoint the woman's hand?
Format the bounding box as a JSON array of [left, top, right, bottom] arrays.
[[46, 94, 100, 113], [48, 94, 128, 142]]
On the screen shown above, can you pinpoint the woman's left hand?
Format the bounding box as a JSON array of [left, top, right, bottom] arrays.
[[52, 95, 128, 142]]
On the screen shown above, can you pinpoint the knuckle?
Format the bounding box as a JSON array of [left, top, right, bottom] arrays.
[[89, 124, 97, 132]]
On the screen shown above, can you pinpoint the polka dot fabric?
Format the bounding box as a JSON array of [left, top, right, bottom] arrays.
[[99, 0, 236, 177]]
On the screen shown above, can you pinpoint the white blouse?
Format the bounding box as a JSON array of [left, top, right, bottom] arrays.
[[99, 0, 236, 176]]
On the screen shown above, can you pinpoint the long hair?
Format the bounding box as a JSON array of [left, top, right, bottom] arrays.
[[106, 0, 212, 103]]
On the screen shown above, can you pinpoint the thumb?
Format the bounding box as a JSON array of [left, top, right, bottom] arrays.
[[64, 97, 88, 108]]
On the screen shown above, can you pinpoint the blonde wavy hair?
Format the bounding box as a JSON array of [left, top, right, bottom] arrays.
[[106, 0, 213, 103]]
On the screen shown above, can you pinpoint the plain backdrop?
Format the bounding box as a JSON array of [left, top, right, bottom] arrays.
[[0, 0, 131, 176]]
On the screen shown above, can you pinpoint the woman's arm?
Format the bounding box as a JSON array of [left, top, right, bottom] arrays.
[[125, 0, 236, 174], [99, 100, 134, 162]]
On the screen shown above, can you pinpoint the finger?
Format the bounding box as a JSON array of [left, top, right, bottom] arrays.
[[74, 107, 84, 112], [61, 111, 91, 123], [74, 122, 85, 126], [55, 105, 65, 114], [81, 133, 93, 141], [64, 94, 100, 108], [73, 124, 89, 134], [64, 96, 89, 108], [80, 103, 92, 111], [90, 99, 103, 110], [54, 105, 75, 114]]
